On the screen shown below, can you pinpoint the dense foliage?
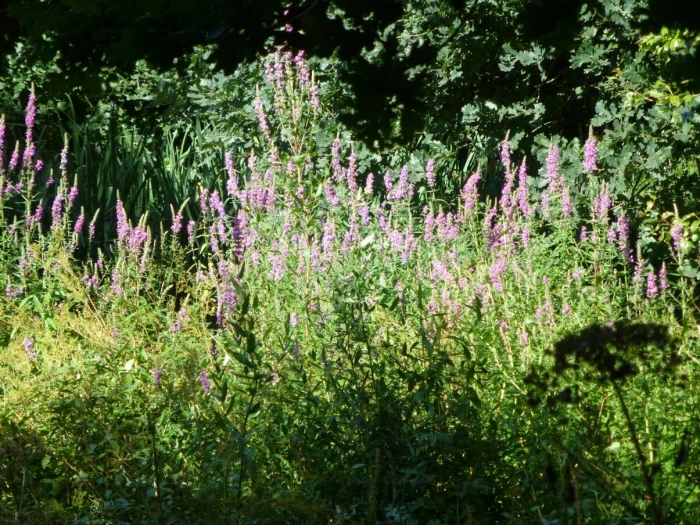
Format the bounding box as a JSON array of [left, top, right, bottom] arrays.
[[1, 53, 699, 524]]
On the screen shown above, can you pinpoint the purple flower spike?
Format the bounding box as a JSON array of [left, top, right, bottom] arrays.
[[74, 212, 85, 233], [659, 266, 670, 291], [461, 172, 481, 215], [0, 116, 5, 174], [51, 194, 64, 231], [116, 199, 130, 241], [593, 185, 611, 221], [24, 337, 37, 359], [199, 370, 211, 394], [500, 136, 511, 172], [9, 144, 19, 172], [365, 172, 374, 194], [584, 131, 597, 173], [646, 270, 658, 298], [671, 223, 683, 252], [153, 368, 162, 389], [546, 145, 560, 193], [425, 159, 435, 187]]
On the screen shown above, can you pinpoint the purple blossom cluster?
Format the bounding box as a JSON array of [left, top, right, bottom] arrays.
[[199, 370, 212, 394], [23, 337, 37, 359]]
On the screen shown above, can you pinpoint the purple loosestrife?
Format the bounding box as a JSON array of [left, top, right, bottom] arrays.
[[671, 223, 683, 252], [633, 257, 644, 284], [347, 148, 358, 193], [561, 186, 572, 218], [331, 138, 344, 182], [324, 183, 340, 207], [659, 264, 671, 292], [540, 192, 550, 220], [51, 194, 64, 231], [110, 268, 123, 296], [268, 250, 286, 281], [89, 215, 97, 240], [67, 184, 78, 209], [34, 159, 43, 173], [226, 153, 238, 196], [646, 270, 658, 298], [82, 275, 99, 288], [519, 330, 529, 347], [116, 200, 130, 242], [499, 166, 516, 217], [74, 210, 85, 233], [186, 220, 196, 244], [199, 370, 212, 394], [388, 227, 404, 255], [23, 90, 37, 169], [500, 135, 511, 172], [389, 165, 413, 201], [31, 203, 42, 224], [172, 212, 183, 234], [593, 185, 611, 221], [128, 226, 149, 254], [322, 219, 336, 255], [153, 368, 162, 389], [342, 215, 360, 254], [579, 226, 588, 243], [294, 51, 310, 85], [425, 159, 435, 187], [583, 130, 598, 173], [208, 224, 220, 254], [546, 145, 561, 194], [383, 171, 393, 193], [483, 207, 498, 249], [607, 228, 616, 244], [23, 337, 37, 359], [521, 226, 531, 249], [428, 301, 439, 316], [617, 215, 632, 261], [489, 252, 507, 292], [60, 138, 69, 176], [5, 285, 24, 299], [517, 159, 533, 217], [9, 143, 19, 172], [365, 173, 374, 194], [461, 172, 481, 215], [254, 95, 270, 139], [0, 115, 5, 174], [170, 308, 188, 333], [209, 190, 226, 220], [358, 205, 370, 226], [659, 265, 670, 291], [401, 229, 418, 265], [199, 188, 210, 216], [231, 214, 245, 258], [423, 207, 435, 242], [310, 81, 320, 110], [437, 212, 459, 243]]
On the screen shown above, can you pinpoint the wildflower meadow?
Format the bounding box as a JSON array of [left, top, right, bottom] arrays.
[[1, 43, 700, 525]]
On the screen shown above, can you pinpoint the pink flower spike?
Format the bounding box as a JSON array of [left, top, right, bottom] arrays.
[[584, 130, 598, 173]]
